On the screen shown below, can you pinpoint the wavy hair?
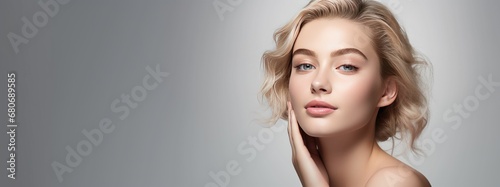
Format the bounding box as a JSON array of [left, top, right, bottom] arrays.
[[259, 0, 430, 152]]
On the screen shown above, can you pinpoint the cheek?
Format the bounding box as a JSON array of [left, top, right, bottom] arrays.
[[288, 75, 310, 102], [336, 75, 382, 120], [345, 78, 380, 104]]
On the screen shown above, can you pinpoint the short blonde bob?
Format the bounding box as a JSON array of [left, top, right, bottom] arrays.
[[260, 0, 430, 152]]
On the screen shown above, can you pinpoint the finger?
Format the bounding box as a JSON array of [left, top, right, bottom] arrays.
[[287, 102, 292, 142], [287, 102, 295, 153], [290, 107, 306, 153]]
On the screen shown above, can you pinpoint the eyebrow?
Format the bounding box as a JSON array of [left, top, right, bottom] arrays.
[[292, 48, 368, 60]]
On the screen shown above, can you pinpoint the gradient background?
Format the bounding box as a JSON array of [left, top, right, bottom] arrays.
[[1, 0, 499, 186]]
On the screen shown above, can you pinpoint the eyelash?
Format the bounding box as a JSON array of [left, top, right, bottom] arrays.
[[294, 64, 315, 71], [293, 63, 359, 72], [337, 64, 359, 72]]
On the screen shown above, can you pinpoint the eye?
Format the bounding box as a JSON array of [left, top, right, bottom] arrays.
[[295, 63, 315, 71], [337, 64, 358, 72]]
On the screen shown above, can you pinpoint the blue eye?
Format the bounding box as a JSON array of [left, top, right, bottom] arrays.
[[295, 64, 315, 71], [338, 64, 358, 72]]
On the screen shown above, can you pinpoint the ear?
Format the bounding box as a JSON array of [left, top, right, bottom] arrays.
[[377, 76, 398, 107]]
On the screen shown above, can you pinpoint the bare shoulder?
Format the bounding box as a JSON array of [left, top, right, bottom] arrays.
[[365, 164, 431, 187]]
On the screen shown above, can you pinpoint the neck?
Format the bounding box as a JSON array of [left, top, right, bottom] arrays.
[[317, 121, 383, 186]]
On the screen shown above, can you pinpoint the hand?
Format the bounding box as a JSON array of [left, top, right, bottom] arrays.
[[287, 101, 330, 187]]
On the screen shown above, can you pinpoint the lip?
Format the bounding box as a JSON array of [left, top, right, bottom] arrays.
[[305, 100, 337, 117]]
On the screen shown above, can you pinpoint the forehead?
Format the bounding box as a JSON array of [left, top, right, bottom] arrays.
[[293, 18, 377, 60]]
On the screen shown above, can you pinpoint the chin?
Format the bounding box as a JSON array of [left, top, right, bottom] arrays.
[[298, 118, 345, 138], [297, 115, 369, 138]]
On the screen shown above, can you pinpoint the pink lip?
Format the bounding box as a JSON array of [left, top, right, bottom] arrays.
[[306, 107, 334, 117], [305, 100, 337, 117]]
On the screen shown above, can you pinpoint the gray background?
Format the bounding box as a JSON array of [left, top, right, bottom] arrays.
[[0, 0, 499, 186]]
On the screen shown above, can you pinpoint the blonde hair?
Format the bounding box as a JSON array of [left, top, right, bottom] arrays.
[[259, 0, 430, 152]]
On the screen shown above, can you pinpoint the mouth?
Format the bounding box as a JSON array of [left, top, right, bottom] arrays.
[[305, 100, 337, 117], [305, 100, 337, 109]]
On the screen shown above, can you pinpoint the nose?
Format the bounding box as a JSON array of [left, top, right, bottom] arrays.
[[311, 70, 332, 94]]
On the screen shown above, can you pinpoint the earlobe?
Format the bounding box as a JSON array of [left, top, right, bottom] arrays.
[[377, 77, 398, 107]]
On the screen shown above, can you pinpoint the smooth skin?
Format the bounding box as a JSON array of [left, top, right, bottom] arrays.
[[287, 18, 431, 187]]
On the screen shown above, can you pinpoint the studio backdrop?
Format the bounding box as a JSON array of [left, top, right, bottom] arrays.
[[1, 0, 499, 186]]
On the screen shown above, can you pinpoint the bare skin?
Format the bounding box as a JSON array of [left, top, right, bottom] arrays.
[[287, 18, 431, 187]]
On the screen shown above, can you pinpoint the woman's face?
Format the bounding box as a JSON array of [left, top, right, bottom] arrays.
[[289, 18, 386, 137]]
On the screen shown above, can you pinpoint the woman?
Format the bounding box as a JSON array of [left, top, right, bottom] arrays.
[[260, 0, 431, 186]]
